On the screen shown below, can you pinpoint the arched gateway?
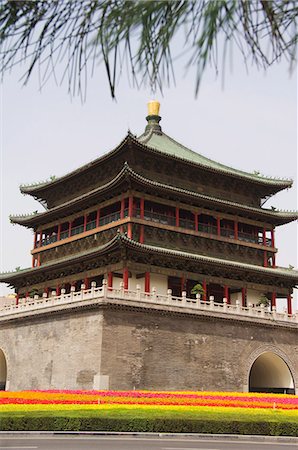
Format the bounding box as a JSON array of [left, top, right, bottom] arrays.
[[249, 351, 295, 394], [0, 349, 7, 391]]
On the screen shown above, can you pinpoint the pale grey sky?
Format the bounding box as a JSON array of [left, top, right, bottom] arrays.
[[0, 47, 297, 308]]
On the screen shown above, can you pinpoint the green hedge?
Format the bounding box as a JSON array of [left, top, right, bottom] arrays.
[[1, 416, 297, 436]]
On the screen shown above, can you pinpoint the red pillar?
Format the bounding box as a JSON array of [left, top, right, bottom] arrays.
[[83, 214, 87, 232], [271, 291, 277, 309], [181, 276, 185, 294], [107, 272, 113, 289], [287, 293, 292, 315], [139, 197, 144, 241], [57, 224, 61, 241], [96, 208, 100, 227], [195, 213, 199, 232], [140, 198, 145, 219], [272, 254, 276, 268], [37, 254, 41, 267], [68, 221, 72, 237], [127, 223, 132, 239], [145, 272, 150, 293], [234, 221, 238, 240], [128, 196, 134, 217], [202, 280, 207, 301], [224, 285, 230, 304], [56, 285, 61, 296], [241, 288, 246, 307], [217, 217, 221, 237], [39, 231, 43, 247], [16, 293, 19, 306], [123, 268, 129, 290], [140, 226, 144, 243], [176, 207, 179, 227], [84, 277, 89, 289], [271, 228, 275, 248]]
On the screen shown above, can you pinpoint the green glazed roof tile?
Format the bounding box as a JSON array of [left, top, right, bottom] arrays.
[[137, 130, 292, 185]]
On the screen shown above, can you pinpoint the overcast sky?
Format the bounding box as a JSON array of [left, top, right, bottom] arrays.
[[0, 44, 297, 308]]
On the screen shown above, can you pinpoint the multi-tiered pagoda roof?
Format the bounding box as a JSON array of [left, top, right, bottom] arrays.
[[1, 102, 297, 311]]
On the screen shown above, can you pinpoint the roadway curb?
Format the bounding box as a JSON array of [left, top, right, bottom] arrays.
[[0, 431, 298, 442]]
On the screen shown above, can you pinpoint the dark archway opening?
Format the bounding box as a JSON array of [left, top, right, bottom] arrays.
[[0, 349, 7, 391], [249, 352, 295, 395]]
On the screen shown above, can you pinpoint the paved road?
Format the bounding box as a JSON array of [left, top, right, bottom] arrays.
[[0, 435, 297, 450]]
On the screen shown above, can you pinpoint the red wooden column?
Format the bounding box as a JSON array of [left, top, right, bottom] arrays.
[[107, 272, 113, 289], [217, 217, 221, 237], [272, 254, 276, 268], [234, 221, 238, 240], [224, 285, 230, 304], [262, 228, 267, 246], [68, 221, 72, 237], [181, 276, 186, 294], [127, 196, 134, 238], [263, 227, 268, 266], [96, 208, 101, 227], [83, 214, 87, 232], [140, 198, 145, 219], [287, 293, 292, 315], [127, 224, 133, 238], [128, 196, 134, 217], [241, 287, 247, 307], [123, 268, 129, 290], [271, 291, 277, 309], [176, 207, 180, 227], [139, 227, 144, 244], [16, 293, 19, 306], [194, 213, 199, 232], [84, 277, 89, 289], [202, 280, 207, 301], [145, 272, 150, 293], [57, 224, 61, 241], [140, 198, 145, 243], [39, 230, 43, 247], [56, 285, 61, 296]]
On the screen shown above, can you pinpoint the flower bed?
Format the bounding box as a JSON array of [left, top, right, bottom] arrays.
[[0, 390, 297, 411]]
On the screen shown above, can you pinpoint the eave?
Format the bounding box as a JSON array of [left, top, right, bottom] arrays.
[[19, 133, 132, 201], [10, 163, 298, 229], [19, 131, 293, 206], [134, 133, 293, 195]]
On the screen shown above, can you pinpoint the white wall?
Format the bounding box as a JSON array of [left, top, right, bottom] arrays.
[[247, 289, 265, 306], [150, 273, 168, 295], [110, 272, 168, 295]]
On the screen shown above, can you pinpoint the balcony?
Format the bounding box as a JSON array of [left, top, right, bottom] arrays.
[[36, 204, 273, 251], [1, 282, 296, 325]]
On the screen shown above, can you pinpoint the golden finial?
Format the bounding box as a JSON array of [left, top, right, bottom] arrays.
[[147, 100, 160, 116]]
